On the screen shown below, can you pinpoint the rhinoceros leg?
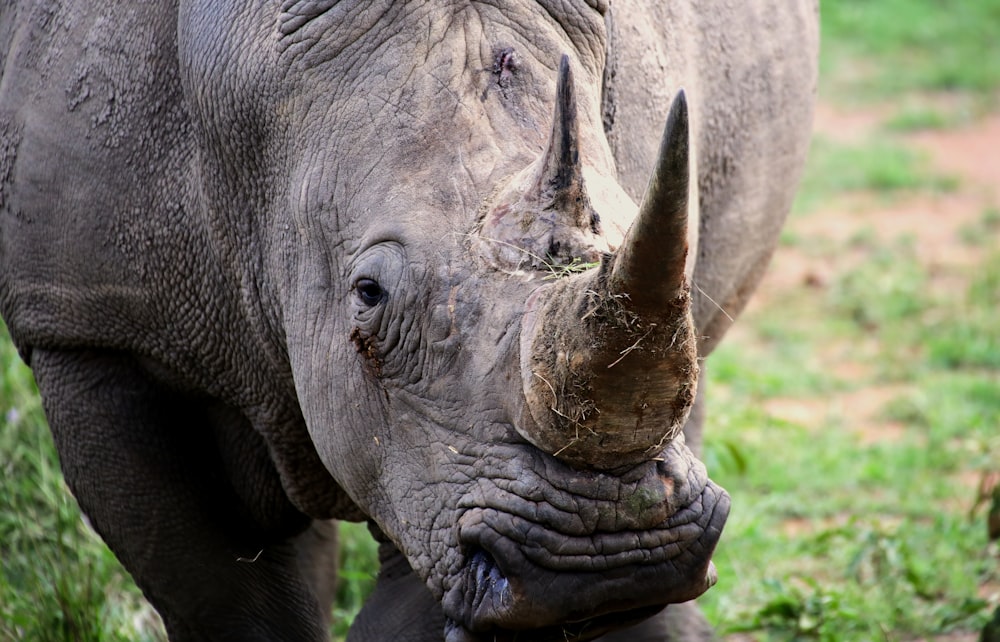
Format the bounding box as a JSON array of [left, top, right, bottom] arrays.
[[595, 602, 715, 642], [346, 537, 445, 641], [30, 348, 331, 642], [295, 518, 341, 632]]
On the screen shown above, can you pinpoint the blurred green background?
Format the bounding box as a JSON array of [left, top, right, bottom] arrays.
[[2, 1, 999, 640]]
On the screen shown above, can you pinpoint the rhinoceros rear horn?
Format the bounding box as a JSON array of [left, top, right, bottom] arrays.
[[476, 55, 602, 270], [518, 90, 697, 470], [536, 54, 589, 226]]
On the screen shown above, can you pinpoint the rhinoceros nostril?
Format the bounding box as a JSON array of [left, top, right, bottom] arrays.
[[468, 547, 509, 609]]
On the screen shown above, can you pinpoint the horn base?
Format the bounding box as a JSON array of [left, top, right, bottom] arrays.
[[518, 264, 698, 470]]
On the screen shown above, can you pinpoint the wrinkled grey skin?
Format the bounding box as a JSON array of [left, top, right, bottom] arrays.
[[0, 2, 817, 641]]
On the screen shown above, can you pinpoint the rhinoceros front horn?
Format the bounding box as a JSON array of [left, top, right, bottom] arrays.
[[609, 91, 691, 309], [518, 91, 697, 470]]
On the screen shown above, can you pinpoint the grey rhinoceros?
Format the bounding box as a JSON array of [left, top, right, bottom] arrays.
[[0, 1, 817, 640]]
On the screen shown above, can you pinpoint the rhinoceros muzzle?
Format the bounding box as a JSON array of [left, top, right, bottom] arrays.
[[440, 438, 730, 641]]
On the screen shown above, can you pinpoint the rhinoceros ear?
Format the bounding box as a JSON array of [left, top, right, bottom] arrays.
[[476, 55, 605, 271]]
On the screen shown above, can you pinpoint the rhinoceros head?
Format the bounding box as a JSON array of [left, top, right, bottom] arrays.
[[182, 4, 728, 638]]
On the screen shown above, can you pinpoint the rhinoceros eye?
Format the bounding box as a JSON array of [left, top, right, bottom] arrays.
[[355, 278, 385, 307]]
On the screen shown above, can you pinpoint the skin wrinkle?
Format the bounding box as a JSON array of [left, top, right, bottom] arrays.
[[372, 15, 450, 133], [430, 70, 477, 122], [463, 502, 714, 572], [385, 459, 466, 597], [393, 378, 469, 418], [468, 474, 697, 541], [472, 0, 604, 80], [422, 5, 456, 70], [336, 144, 391, 228], [182, 9, 307, 405], [443, 439, 704, 540], [276, 1, 397, 71], [534, 0, 606, 74], [352, 6, 466, 139], [286, 2, 610, 245], [514, 524, 697, 571], [454, 155, 479, 221]]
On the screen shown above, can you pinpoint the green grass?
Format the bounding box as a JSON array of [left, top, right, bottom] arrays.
[[793, 137, 958, 214], [884, 107, 955, 133], [667, 208, 999, 639], [0, 325, 164, 642], [960, 208, 1000, 247], [829, 240, 927, 330], [697, 221, 1000, 639], [330, 522, 379, 640], [821, 0, 1000, 99], [821, 0, 1000, 135], [924, 252, 1000, 371]]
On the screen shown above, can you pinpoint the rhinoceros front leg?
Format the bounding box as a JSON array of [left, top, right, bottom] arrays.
[[30, 348, 332, 642], [596, 603, 715, 642], [346, 536, 446, 641]]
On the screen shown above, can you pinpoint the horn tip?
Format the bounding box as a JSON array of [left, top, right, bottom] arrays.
[[669, 88, 689, 129], [557, 55, 574, 99]]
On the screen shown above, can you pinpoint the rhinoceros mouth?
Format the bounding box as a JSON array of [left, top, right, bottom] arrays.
[[439, 469, 729, 640]]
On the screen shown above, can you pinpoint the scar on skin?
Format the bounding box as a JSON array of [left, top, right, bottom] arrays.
[[447, 285, 459, 335], [493, 47, 517, 88]]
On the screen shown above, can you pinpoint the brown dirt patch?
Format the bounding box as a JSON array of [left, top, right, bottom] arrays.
[[909, 112, 1000, 191], [812, 101, 891, 143], [785, 101, 1000, 304], [838, 385, 912, 445], [753, 189, 991, 312]]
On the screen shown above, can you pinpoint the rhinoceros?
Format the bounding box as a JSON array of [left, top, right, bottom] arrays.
[[0, 1, 817, 640]]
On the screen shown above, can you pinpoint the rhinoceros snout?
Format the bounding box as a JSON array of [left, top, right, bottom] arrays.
[[439, 443, 730, 641]]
